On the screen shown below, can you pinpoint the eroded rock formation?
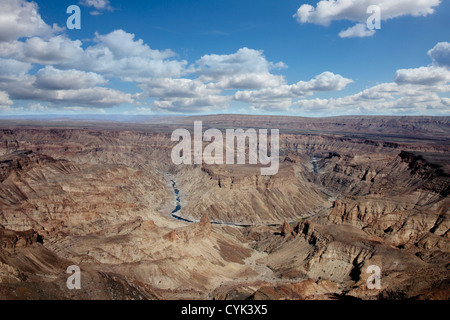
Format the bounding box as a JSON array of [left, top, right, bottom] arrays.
[[0, 115, 448, 299]]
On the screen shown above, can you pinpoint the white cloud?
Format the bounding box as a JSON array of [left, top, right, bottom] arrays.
[[294, 0, 441, 25], [0, 29, 187, 81], [295, 79, 450, 115], [50, 87, 133, 107], [0, 66, 132, 108], [428, 42, 450, 68], [0, 0, 62, 42], [395, 66, 450, 85], [0, 91, 13, 107], [0, 35, 84, 65], [294, 0, 441, 37], [79, 0, 113, 11], [94, 30, 174, 60], [123, 45, 324, 114], [152, 95, 231, 113], [35, 66, 108, 90], [338, 23, 376, 38], [293, 42, 450, 115], [196, 47, 286, 82], [138, 78, 220, 99], [292, 71, 353, 93], [21, 36, 84, 64], [63, 30, 188, 81], [0, 1, 446, 116], [233, 72, 353, 111], [212, 73, 286, 90], [0, 3, 168, 109], [137, 48, 291, 112], [0, 58, 32, 77]]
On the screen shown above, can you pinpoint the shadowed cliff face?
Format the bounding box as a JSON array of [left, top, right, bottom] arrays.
[[0, 116, 448, 300]]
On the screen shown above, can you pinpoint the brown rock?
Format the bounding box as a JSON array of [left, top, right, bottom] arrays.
[[0, 116, 449, 300], [280, 221, 292, 237], [196, 213, 211, 236], [163, 230, 178, 242]]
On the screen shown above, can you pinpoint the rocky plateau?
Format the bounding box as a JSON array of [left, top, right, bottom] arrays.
[[0, 115, 448, 300]]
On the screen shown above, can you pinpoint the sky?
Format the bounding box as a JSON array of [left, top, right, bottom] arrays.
[[0, 0, 449, 117]]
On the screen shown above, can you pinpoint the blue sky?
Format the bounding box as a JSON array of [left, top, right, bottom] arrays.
[[0, 0, 449, 116]]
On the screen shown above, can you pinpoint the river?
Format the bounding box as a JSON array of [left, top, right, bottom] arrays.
[[168, 179, 251, 227], [170, 180, 193, 222], [311, 157, 318, 173]]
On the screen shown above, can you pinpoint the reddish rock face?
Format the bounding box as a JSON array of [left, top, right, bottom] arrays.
[[0, 115, 449, 300]]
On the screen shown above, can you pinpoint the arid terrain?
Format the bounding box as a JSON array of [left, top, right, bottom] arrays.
[[0, 115, 449, 300]]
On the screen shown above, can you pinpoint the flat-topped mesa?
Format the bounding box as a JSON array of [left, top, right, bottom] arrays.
[[200, 163, 294, 190]]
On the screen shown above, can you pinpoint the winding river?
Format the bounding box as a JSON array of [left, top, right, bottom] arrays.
[[165, 158, 321, 226], [168, 179, 251, 227], [170, 180, 193, 223]]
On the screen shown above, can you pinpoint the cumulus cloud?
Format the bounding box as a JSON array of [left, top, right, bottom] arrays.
[[394, 66, 450, 85], [152, 95, 232, 113], [79, 0, 113, 11], [212, 73, 286, 90], [0, 1, 358, 113], [139, 48, 291, 112], [294, 0, 441, 38], [63, 30, 187, 81], [0, 58, 32, 77], [428, 42, 450, 68], [19, 36, 84, 64], [0, 91, 13, 107], [0, 29, 188, 81], [196, 47, 286, 81], [192, 48, 288, 92], [292, 71, 353, 93], [293, 41, 450, 115], [138, 78, 220, 99], [139, 51, 352, 112], [294, 0, 441, 25], [35, 66, 108, 90], [0, 1, 186, 111], [0, 75, 133, 107], [2, 0, 445, 116], [95, 30, 174, 61], [0, 0, 62, 42], [338, 23, 376, 38], [0, 63, 132, 108], [0, 36, 84, 66], [233, 72, 353, 111], [295, 78, 450, 115], [50, 87, 133, 107]]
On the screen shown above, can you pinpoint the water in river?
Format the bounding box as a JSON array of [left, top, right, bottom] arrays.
[[311, 157, 318, 173], [170, 180, 193, 222]]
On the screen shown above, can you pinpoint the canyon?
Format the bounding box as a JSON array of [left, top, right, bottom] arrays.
[[0, 115, 448, 300]]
